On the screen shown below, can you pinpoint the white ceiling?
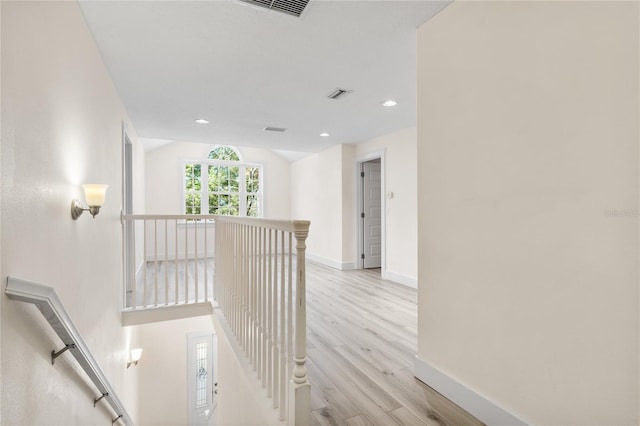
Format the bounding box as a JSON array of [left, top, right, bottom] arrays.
[[79, 0, 450, 153]]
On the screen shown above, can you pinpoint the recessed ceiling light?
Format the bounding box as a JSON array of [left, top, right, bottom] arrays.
[[320, 132, 330, 137], [195, 118, 209, 124], [382, 100, 398, 107]]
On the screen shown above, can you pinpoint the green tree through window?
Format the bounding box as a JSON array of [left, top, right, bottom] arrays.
[[185, 146, 261, 217], [208, 146, 240, 161]]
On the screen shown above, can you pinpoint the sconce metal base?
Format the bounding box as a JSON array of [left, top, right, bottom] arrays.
[[71, 200, 84, 220], [71, 200, 101, 219]]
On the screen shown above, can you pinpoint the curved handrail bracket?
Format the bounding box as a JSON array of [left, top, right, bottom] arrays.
[[5, 277, 133, 425]]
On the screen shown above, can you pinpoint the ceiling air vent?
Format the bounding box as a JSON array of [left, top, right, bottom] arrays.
[[236, 0, 311, 18], [263, 126, 287, 132], [327, 88, 353, 100]]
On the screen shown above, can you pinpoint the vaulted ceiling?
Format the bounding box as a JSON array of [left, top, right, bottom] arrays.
[[79, 1, 450, 153]]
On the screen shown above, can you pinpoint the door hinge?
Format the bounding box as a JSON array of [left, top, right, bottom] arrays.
[[361, 253, 365, 259], [361, 171, 365, 177], [361, 212, 365, 218]]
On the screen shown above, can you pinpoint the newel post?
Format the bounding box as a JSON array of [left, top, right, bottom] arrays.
[[289, 220, 310, 426]]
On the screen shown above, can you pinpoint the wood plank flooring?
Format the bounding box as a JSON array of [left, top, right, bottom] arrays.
[[128, 258, 214, 307], [305, 262, 483, 426]]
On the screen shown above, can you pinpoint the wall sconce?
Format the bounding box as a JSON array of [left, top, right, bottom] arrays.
[[127, 348, 143, 368], [71, 184, 108, 219]]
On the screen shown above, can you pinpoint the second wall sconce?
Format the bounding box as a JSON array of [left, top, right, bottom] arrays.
[[127, 348, 143, 368], [71, 184, 108, 220]]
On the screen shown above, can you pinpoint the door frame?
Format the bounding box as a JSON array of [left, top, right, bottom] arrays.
[[121, 122, 135, 306], [355, 149, 386, 272]]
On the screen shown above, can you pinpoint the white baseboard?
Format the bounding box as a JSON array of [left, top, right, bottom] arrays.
[[414, 356, 528, 426], [306, 253, 357, 271], [382, 270, 417, 289]]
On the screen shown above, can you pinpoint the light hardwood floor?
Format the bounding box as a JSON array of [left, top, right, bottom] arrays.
[[305, 262, 483, 426]]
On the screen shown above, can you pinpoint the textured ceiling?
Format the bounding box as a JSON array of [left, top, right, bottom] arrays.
[[79, 0, 450, 152]]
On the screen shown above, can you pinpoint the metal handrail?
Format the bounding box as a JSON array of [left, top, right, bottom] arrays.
[[5, 277, 133, 425]]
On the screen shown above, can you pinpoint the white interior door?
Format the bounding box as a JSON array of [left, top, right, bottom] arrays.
[[363, 159, 382, 268]]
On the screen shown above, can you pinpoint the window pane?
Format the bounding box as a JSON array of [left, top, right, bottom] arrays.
[[230, 195, 239, 216], [246, 195, 259, 217], [246, 167, 259, 193], [185, 193, 201, 215], [185, 164, 201, 191], [208, 165, 220, 192], [230, 167, 240, 192], [208, 194, 219, 214], [195, 342, 208, 408], [217, 167, 228, 191]]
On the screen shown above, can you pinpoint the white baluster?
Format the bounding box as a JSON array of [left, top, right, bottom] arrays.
[[165, 219, 169, 305], [132, 219, 137, 309], [175, 219, 179, 305], [287, 231, 293, 415], [194, 219, 198, 303], [184, 219, 188, 304], [154, 219, 158, 307], [272, 230, 279, 408], [262, 227, 267, 388], [143, 220, 148, 308], [279, 230, 287, 420]]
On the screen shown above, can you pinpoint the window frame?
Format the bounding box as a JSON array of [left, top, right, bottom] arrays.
[[182, 152, 263, 218]]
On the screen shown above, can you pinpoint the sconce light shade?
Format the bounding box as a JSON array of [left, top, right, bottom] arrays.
[[127, 348, 143, 368], [82, 184, 108, 206], [71, 184, 108, 220]]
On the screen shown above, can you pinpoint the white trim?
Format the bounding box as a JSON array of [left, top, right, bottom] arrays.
[[307, 253, 357, 271], [122, 301, 214, 326], [354, 149, 386, 274], [381, 270, 417, 289], [414, 356, 528, 426]]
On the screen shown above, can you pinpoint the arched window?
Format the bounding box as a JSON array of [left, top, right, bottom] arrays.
[[207, 146, 240, 161], [184, 145, 262, 217]]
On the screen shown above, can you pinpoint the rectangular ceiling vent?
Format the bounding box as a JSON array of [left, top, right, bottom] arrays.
[[236, 0, 311, 18], [327, 88, 353, 100], [263, 126, 287, 132]]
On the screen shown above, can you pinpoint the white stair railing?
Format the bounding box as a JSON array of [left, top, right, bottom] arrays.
[[214, 216, 311, 426], [121, 214, 215, 309]]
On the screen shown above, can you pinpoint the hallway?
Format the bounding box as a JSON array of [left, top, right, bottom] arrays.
[[305, 262, 483, 426]]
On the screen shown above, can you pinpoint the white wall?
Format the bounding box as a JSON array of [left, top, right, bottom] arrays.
[[211, 311, 283, 426], [416, 2, 638, 424], [145, 141, 291, 219], [291, 145, 356, 269], [355, 127, 418, 286], [132, 316, 214, 426], [1, 2, 143, 423], [290, 130, 418, 285]]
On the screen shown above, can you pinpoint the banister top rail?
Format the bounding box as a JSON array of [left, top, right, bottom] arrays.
[[122, 214, 310, 234], [5, 277, 133, 425], [122, 214, 217, 221], [212, 215, 310, 233]]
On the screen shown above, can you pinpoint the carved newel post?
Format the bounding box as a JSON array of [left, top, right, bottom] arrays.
[[289, 220, 311, 426]]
